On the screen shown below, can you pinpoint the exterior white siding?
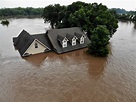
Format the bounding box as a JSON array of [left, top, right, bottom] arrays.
[[23, 40, 47, 56], [72, 38, 76, 46], [80, 36, 84, 44], [62, 40, 67, 48]]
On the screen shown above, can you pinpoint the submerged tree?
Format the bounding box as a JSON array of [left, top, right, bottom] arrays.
[[88, 25, 110, 56], [42, 1, 118, 56], [1, 19, 9, 26]]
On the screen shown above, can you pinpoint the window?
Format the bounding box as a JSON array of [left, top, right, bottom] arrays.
[[62, 39, 68, 48], [72, 38, 76, 46], [63, 43, 67, 48], [35, 42, 38, 48], [80, 37, 84, 44], [80, 40, 84, 44]]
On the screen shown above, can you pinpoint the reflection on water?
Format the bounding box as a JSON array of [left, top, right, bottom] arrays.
[[1, 23, 9, 27], [23, 53, 48, 67], [134, 23, 136, 29], [0, 19, 136, 102], [24, 49, 106, 77]]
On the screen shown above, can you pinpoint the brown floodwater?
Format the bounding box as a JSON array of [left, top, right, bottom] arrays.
[[0, 19, 136, 102]]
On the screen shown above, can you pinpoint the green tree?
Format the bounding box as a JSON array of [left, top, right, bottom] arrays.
[[0, 7, 43, 19], [42, 4, 65, 28], [88, 25, 110, 56], [42, 2, 118, 56], [60, 1, 88, 28], [60, 2, 118, 37]]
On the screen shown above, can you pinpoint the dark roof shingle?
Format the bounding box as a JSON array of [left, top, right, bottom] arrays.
[[32, 33, 53, 50], [13, 30, 34, 56], [57, 35, 65, 42], [13, 27, 90, 57], [13, 30, 53, 56], [47, 27, 90, 54]]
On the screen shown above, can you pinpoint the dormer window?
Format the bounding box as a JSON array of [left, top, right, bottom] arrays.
[[62, 38, 68, 48], [57, 35, 68, 48], [72, 37, 77, 46], [80, 36, 84, 44], [75, 32, 86, 44], [66, 33, 78, 46]]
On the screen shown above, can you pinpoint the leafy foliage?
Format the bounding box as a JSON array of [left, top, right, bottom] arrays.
[[88, 25, 110, 56], [42, 4, 65, 28]]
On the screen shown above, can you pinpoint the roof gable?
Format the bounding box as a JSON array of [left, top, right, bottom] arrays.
[[57, 35, 68, 42], [23, 39, 51, 57], [32, 33, 53, 50], [13, 30, 35, 56], [34, 39, 51, 50], [66, 33, 78, 41], [75, 32, 86, 39]]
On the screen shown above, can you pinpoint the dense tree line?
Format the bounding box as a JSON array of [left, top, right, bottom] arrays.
[[111, 8, 128, 14], [110, 8, 136, 21], [42, 1, 118, 57], [0, 7, 43, 19], [118, 14, 136, 21]]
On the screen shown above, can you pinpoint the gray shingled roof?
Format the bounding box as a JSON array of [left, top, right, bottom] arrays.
[[32, 33, 53, 50], [13, 27, 90, 57], [66, 33, 74, 40], [13, 30, 34, 56], [13, 30, 53, 56], [47, 27, 90, 54], [75, 32, 85, 39], [57, 35, 65, 42]]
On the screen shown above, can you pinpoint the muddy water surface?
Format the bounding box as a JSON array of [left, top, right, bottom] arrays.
[[0, 19, 136, 102]]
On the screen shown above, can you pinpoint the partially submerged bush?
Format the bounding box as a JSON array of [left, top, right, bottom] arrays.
[[1, 19, 9, 25]]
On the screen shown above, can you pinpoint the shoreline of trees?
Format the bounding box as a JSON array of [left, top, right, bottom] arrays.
[[0, 7, 135, 22], [0, 7, 135, 21], [111, 8, 136, 22], [0, 7, 43, 20]]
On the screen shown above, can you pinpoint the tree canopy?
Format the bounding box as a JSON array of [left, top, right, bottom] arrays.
[[42, 1, 118, 57], [110, 8, 136, 22], [87, 25, 110, 56]]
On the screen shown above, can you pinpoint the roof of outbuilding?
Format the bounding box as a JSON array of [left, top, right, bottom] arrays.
[[47, 27, 90, 54]]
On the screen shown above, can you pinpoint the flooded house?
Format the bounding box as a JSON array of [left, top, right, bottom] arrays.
[[13, 27, 90, 57]]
